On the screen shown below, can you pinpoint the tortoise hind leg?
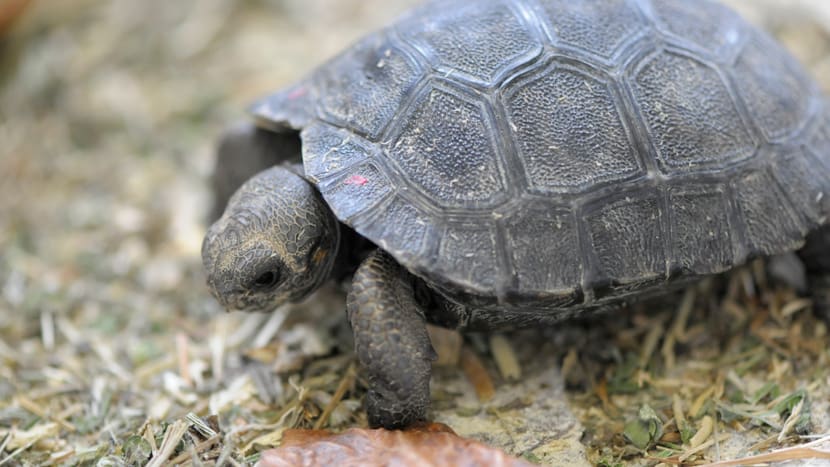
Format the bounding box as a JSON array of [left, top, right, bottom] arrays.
[[210, 122, 301, 221], [798, 225, 830, 322], [347, 250, 437, 429]]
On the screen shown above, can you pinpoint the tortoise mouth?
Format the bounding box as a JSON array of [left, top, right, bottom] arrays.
[[204, 235, 340, 313], [209, 283, 289, 313]]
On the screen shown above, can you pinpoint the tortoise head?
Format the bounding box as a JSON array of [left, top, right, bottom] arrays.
[[202, 166, 340, 312]]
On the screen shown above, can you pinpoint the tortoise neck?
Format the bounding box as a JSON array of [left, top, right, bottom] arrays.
[[330, 223, 375, 282]]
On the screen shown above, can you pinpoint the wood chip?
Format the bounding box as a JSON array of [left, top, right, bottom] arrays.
[[252, 306, 290, 349], [780, 298, 812, 318], [639, 322, 664, 369], [689, 387, 715, 419], [40, 310, 54, 351], [489, 334, 521, 381], [460, 346, 495, 403], [176, 332, 191, 386], [672, 394, 686, 427], [426, 325, 462, 367], [689, 415, 714, 449]]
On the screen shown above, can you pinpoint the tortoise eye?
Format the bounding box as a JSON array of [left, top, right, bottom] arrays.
[[253, 270, 280, 289]]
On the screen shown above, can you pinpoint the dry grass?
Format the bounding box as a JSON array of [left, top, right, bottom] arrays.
[[1, 0, 829, 465]]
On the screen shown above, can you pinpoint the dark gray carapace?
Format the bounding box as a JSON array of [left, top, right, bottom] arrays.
[[253, 0, 830, 316]]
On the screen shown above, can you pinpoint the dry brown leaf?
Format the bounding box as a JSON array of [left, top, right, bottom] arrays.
[[257, 423, 534, 467]]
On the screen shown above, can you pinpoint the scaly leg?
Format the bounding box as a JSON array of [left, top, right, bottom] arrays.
[[347, 251, 436, 429]]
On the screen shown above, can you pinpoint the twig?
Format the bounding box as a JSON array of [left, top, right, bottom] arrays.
[[177, 332, 192, 386], [460, 346, 495, 402], [679, 434, 730, 462], [40, 310, 54, 351], [227, 314, 268, 349], [16, 396, 76, 432], [0, 432, 10, 457], [226, 422, 284, 438], [215, 441, 236, 467], [662, 289, 696, 369], [166, 434, 221, 466], [210, 323, 226, 382], [699, 445, 830, 467], [639, 322, 664, 369], [144, 421, 159, 456], [314, 363, 356, 430], [0, 436, 36, 467], [252, 306, 289, 349]]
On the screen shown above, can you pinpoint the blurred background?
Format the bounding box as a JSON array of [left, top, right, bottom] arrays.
[[1, 0, 830, 465]]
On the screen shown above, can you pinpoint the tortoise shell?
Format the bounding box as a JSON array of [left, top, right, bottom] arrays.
[[252, 0, 830, 313]]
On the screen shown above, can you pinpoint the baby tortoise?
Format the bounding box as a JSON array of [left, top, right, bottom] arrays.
[[203, 0, 830, 429]]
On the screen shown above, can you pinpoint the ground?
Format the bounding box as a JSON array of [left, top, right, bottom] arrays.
[[0, 0, 829, 465]]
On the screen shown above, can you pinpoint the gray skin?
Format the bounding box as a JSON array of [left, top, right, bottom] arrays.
[[203, 122, 830, 429]]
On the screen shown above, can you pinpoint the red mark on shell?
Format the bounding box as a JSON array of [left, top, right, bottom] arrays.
[[344, 175, 369, 186], [287, 87, 307, 100]]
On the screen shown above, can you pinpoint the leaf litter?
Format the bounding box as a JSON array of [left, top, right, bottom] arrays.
[[1, 0, 830, 465]]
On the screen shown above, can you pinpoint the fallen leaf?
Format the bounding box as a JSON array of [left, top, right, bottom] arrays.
[[623, 404, 663, 450], [257, 423, 534, 467]]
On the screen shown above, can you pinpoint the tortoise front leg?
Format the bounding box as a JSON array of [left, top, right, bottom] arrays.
[[799, 225, 830, 322], [347, 250, 436, 429], [210, 123, 301, 221]]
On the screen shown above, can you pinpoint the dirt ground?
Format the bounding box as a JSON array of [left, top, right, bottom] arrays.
[[1, 0, 829, 465]]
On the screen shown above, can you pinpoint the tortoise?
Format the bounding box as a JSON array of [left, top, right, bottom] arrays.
[[202, 0, 830, 429]]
